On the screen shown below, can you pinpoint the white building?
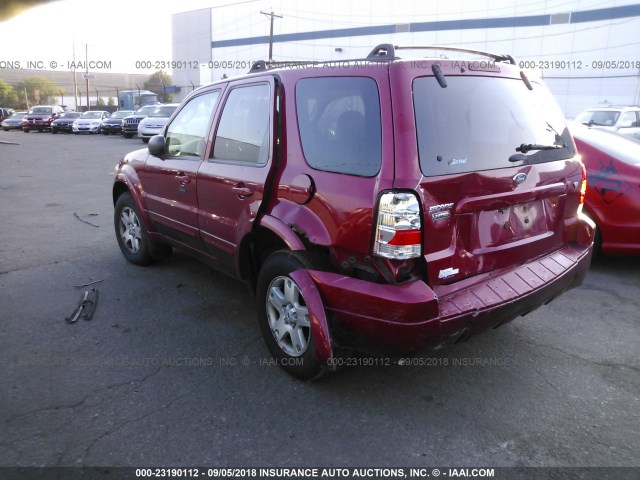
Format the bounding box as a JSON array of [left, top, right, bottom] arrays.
[[172, 0, 640, 117]]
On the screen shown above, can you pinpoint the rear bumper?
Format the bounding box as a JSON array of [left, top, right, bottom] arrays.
[[307, 243, 592, 353]]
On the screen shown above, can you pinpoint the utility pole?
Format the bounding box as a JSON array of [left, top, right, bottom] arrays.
[[85, 44, 89, 111], [260, 10, 282, 61], [72, 41, 78, 111]]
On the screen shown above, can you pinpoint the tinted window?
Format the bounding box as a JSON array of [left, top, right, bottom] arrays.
[[212, 84, 271, 165], [165, 90, 220, 158], [296, 77, 381, 176], [414, 76, 575, 177]]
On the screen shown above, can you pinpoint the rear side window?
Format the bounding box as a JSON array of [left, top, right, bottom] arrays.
[[414, 76, 575, 177], [296, 77, 382, 176], [212, 83, 271, 165]]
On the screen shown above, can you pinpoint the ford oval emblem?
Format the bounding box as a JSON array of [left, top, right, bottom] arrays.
[[513, 173, 527, 184]]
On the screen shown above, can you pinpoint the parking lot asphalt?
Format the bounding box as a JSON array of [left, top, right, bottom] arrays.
[[0, 131, 639, 473]]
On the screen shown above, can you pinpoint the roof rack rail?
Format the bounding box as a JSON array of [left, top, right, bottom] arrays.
[[246, 44, 516, 74], [366, 44, 516, 65], [249, 59, 323, 73]]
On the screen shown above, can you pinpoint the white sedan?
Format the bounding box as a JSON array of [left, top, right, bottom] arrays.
[[72, 110, 111, 134]]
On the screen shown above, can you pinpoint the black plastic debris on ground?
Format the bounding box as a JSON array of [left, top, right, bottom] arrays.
[[65, 288, 99, 323]]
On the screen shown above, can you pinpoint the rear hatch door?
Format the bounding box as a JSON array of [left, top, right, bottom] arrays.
[[391, 61, 582, 286]]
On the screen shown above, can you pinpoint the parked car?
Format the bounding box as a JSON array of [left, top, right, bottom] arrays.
[[574, 106, 640, 140], [1, 107, 16, 123], [113, 44, 594, 379], [22, 105, 64, 132], [121, 105, 158, 138], [137, 104, 179, 143], [51, 112, 81, 134], [101, 110, 134, 135], [1, 111, 26, 131], [571, 123, 640, 255], [72, 110, 110, 134]]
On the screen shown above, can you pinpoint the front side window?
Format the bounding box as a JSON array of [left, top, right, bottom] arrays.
[[165, 90, 220, 158], [414, 76, 575, 177], [296, 77, 382, 176], [618, 111, 639, 128], [212, 84, 271, 165]]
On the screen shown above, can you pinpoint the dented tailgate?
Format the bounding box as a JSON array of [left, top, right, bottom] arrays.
[[390, 59, 583, 287]]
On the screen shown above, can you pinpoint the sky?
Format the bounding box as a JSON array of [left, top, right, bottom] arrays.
[[0, 0, 264, 74]]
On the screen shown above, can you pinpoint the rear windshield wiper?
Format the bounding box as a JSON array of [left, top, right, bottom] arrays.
[[515, 143, 563, 154]]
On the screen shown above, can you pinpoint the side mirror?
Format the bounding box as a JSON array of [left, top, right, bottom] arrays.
[[148, 135, 166, 157]]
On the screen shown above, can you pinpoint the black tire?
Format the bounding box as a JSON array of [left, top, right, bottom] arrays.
[[123, 133, 132, 139], [141, 137, 149, 144], [114, 193, 155, 265], [592, 224, 603, 258], [23, 129, 29, 133], [256, 250, 330, 380], [52, 129, 57, 134]]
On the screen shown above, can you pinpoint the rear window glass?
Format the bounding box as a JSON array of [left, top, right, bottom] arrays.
[[296, 77, 382, 177], [414, 76, 575, 177]]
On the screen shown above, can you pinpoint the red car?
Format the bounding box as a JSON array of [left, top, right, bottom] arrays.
[[114, 45, 593, 378], [572, 124, 640, 255]]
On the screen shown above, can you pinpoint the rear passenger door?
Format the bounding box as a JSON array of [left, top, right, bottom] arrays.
[[196, 77, 276, 276], [140, 89, 221, 250]]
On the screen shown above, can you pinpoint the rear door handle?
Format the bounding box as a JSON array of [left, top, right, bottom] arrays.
[[175, 174, 191, 185], [232, 184, 254, 198]]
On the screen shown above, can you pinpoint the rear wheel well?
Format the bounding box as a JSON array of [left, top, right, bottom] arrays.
[[239, 226, 332, 290]]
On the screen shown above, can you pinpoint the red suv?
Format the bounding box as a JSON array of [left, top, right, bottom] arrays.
[[113, 44, 594, 379], [22, 105, 64, 132]]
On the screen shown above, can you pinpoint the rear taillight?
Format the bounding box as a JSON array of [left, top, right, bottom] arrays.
[[373, 191, 422, 259], [578, 159, 587, 214]]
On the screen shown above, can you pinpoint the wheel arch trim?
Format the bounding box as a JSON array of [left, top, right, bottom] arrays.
[[289, 269, 334, 368], [112, 177, 155, 234]]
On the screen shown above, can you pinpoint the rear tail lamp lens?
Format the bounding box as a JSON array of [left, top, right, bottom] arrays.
[[373, 191, 422, 259], [578, 159, 587, 214]]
